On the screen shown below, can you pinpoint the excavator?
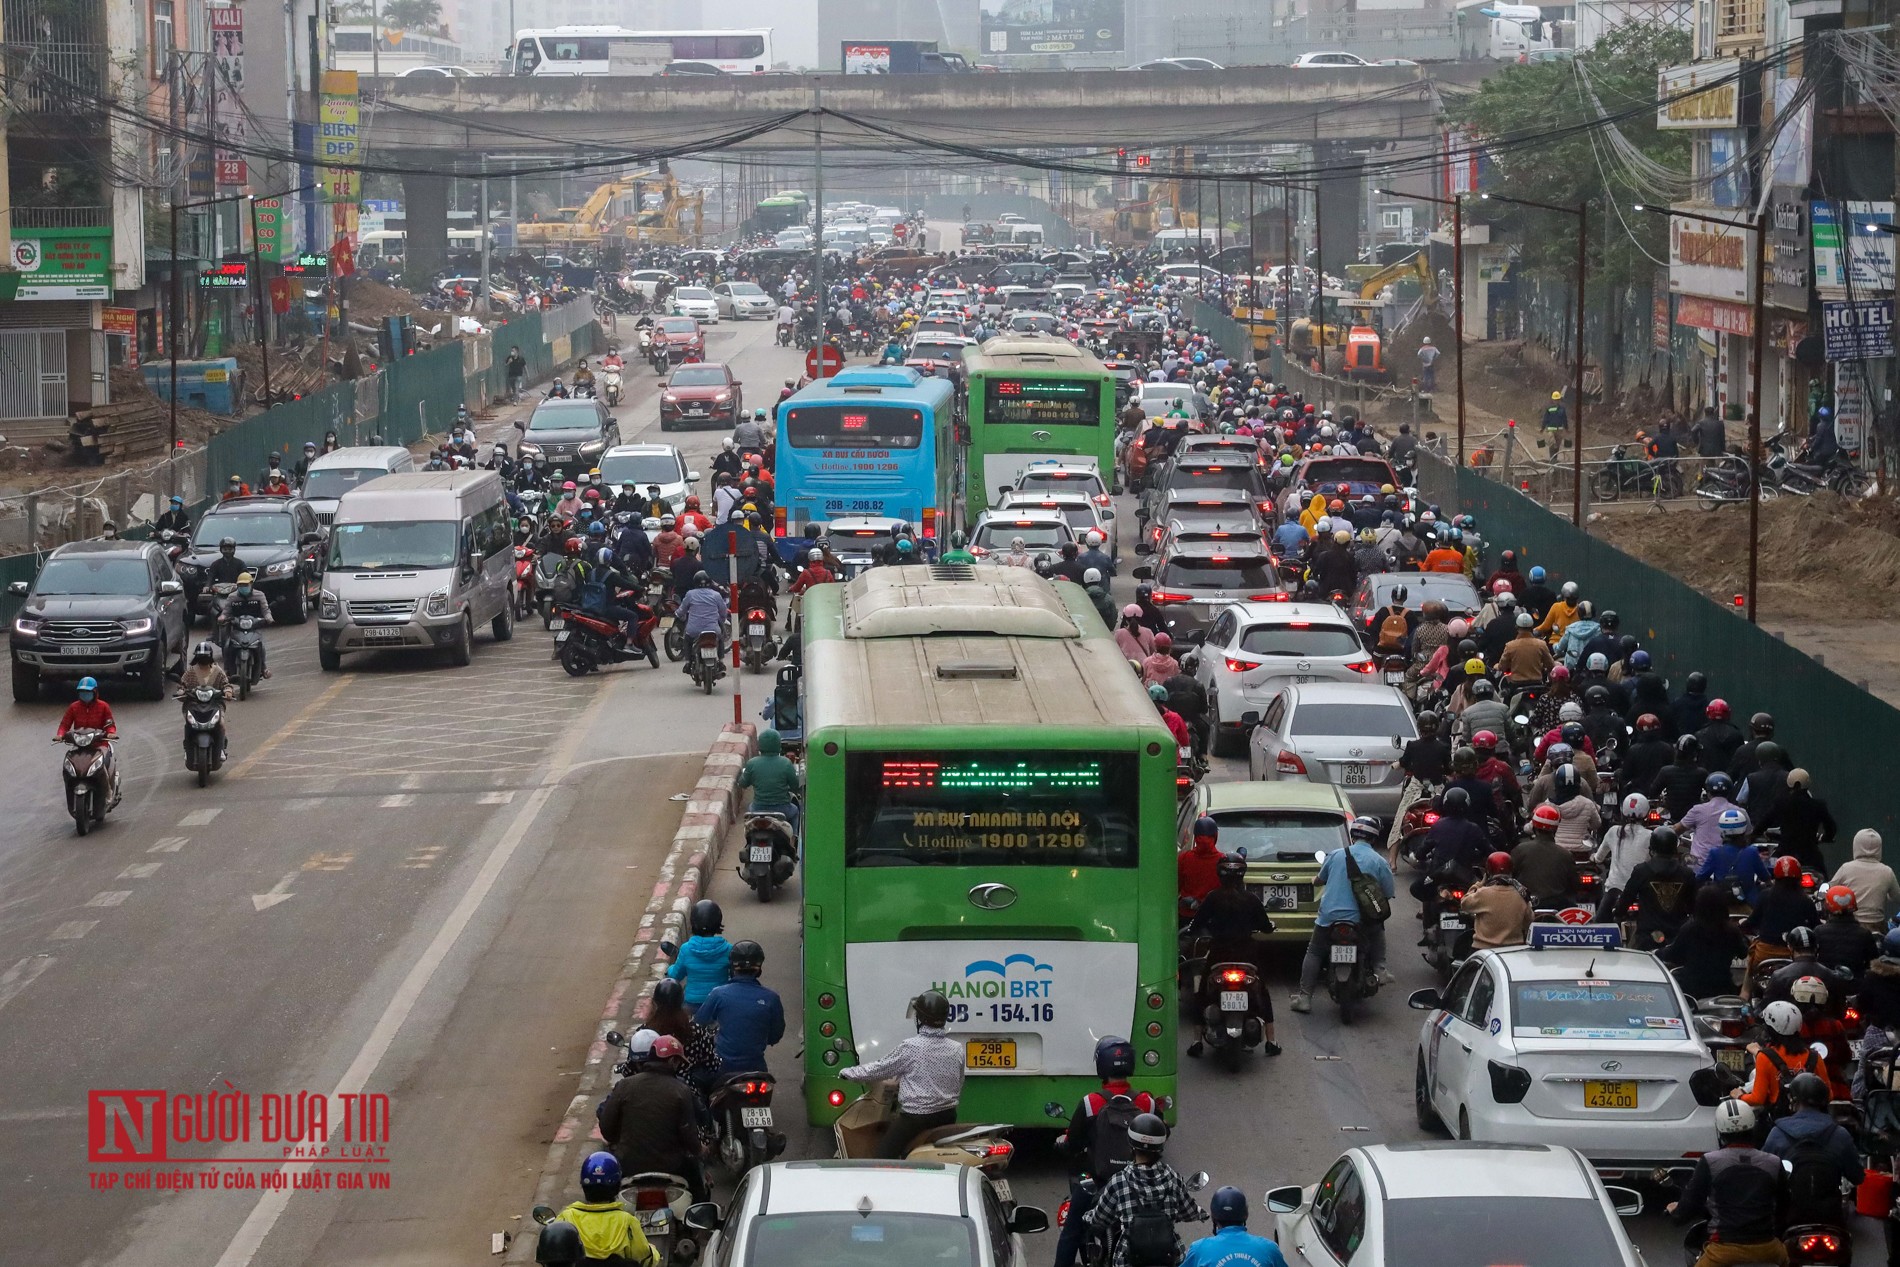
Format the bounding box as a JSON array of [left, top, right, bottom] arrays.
[[516, 177, 648, 250], [623, 173, 705, 247], [1291, 250, 1437, 382]]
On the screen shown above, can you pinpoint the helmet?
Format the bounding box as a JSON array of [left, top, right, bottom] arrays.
[[1549, 665, 1570, 682], [1585, 655, 1610, 677], [536, 1221, 584, 1265], [588, 521, 607, 537], [565, 537, 585, 556], [1469, 679, 1496, 701], [1558, 701, 1584, 723], [192, 640, 218, 664], [1786, 925, 1817, 954], [652, 976, 684, 1012], [1787, 1071, 1831, 1112], [1545, 743, 1574, 767], [1825, 886, 1858, 916], [1675, 734, 1701, 758], [1772, 855, 1801, 880], [1704, 772, 1733, 797], [1599, 610, 1620, 631], [695, 572, 714, 588], [1882, 927, 1900, 960], [1705, 698, 1730, 721], [1349, 815, 1382, 842], [1417, 711, 1440, 735], [1448, 618, 1469, 638], [1094, 1036, 1135, 1080], [1486, 851, 1513, 876], [730, 940, 765, 975], [650, 1034, 684, 1061], [1755, 741, 1786, 768], [1153, 632, 1172, 651], [76, 676, 98, 696], [1791, 975, 1830, 1007], [1216, 853, 1247, 883], [1629, 649, 1651, 671], [1497, 591, 1517, 609], [1559, 581, 1579, 600], [1554, 764, 1580, 796], [1716, 807, 1751, 840], [219, 536, 237, 554], [1210, 1187, 1249, 1228], [1127, 1112, 1170, 1151], [1531, 803, 1562, 832], [1750, 712, 1776, 737], [1761, 999, 1803, 1037], [1635, 714, 1661, 735], [1686, 671, 1708, 695], [1584, 685, 1612, 710], [689, 899, 723, 936], [1463, 657, 1486, 677], [1148, 683, 1169, 702], [579, 1150, 621, 1195], [1515, 612, 1535, 629], [1649, 825, 1679, 854], [1193, 815, 1219, 842], [1472, 729, 1499, 753], [1529, 566, 1547, 583], [1559, 722, 1586, 748], [1451, 746, 1479, 776], [910, 989, 951, 1027], [1621, 793, 1650, 819], [1714, 1098, 1757, 1137], [1441, 786, 1471, 816], [808, 548, 825, 563]]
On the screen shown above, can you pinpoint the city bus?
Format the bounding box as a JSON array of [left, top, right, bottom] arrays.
[[506, 27, 774, 75], [771, 366, 959, 561], [960, 333, 1117, 520], [799, 565, 1179, 1127], [754, 193, 811, 233]]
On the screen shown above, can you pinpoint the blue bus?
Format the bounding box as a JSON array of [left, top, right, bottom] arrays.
[[771, 366, 961, 561]]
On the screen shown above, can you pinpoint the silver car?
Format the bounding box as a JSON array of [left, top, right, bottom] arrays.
[[1246, 681, 1418, 819]]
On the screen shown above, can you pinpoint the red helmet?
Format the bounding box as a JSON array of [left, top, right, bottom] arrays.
[[1826, 886, 1859, 916], [1549, 665, 1570, 681], [1772, 855, 1801, 880], [565, 536, 585, 555], [1485, 851, 1513, 876], [1472, 730, 1499, 752], [1705, 698, 1731, 721], [1328, 499, 1346, 513], [649, 1034, 684, 1061], [1531, 803, 1562, 831], [1152, 631, 1172, 651], [684, 495, 701, 509], [1635, 713, 1661, 733]]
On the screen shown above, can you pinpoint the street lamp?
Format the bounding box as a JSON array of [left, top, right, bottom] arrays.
[[1481, 192, 1589, 526], [1376, 187, 1464, 468], [1635, 201, 1767, 624]]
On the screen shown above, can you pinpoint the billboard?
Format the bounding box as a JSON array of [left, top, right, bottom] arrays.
[[0, 228, 114, 300], [980, 0, 1123, 55]]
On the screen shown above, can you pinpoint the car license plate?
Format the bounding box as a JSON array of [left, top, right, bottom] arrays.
[[739, 1106, 773, 1128], [966, 1039, 1016, 1070], [554, 631, 569, 643], [748, 846, 775, 863], [1329, 944, 1358, 964], [1584, 1080, 1637, 1109], [1339, 763, 1367, 786], [748, 623, 766, 635], [1260, 884, 1300, 911], [364, 627, 402, 640], [1219, 990, 1249, 1011], [65, 644, 100, 656], [549, 618, 565, 630], [1440, 914, 1466, 930]]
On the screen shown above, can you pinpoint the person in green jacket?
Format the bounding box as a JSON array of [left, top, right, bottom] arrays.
[[740, 728, 802, 831], [939, 528, 976, 565]]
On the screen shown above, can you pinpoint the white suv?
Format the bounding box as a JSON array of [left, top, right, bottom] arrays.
[[997, 490, 1118, 560], [1195, 600, 1376, 756]]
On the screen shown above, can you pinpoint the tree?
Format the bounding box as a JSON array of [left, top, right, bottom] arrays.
[[378, 0, 443, 35]]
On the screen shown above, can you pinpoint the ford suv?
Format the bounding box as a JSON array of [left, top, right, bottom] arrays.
[[9, 540, 190, 701]]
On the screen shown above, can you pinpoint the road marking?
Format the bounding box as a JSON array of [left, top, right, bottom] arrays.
[[400, 773, 425, 790], [0, 955, 54, 1013], [478, 790, 514, 805], [178, 808, 221, 827], [48, 921, 95, 940], [117, 863, 162, 880], [379, 793, 415, 808], [85, 891, 130, 907], [401, 846, 446, 870], [283, 799, 325, 813], [251, 873, 299, 912], [303, 852, 352, 871], [210, 673, 612, 1267], [148, 837, 189, 853], [228, 675, 351, 778]]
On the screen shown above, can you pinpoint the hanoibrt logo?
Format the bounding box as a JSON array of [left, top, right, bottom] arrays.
[[933, 954, 1057, 1025], [86, 1085, 391, 1192]]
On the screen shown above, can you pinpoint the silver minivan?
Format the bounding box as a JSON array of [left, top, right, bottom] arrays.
[[300, 446, 416, 523], [316, 470, 515, 670]]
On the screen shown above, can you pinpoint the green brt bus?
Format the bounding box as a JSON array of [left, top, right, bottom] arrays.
[[755, 193, 811, 232], [960, 334, 1117, 521], [799, 564, 1179, 1128]]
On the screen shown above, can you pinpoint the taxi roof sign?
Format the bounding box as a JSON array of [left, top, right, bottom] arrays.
[[1528, 923, 1622, 950]]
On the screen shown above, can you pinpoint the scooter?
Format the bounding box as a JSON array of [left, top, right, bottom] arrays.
[[1325, 921, 1378, 1021], [532, 1172, 698, 1267], [533, 552, 561, 627], [739, 812, 798, 903], [833, 1080, 1018, 1175], [602, 367, 623, 407], [740, 606, 775, 674], [708, 1070, 788, 1177], [222, 614, 265, 699], [513, 544, 537, 620], [60, 728, 112, 835], [551, 601, 660, 676], [688, 631, 725, 694], [1200, 950, 1270, 1070], [177, 684, 230, 787], [1420, 871, 1474, 980], [1059, 1167, 1205, 1267]]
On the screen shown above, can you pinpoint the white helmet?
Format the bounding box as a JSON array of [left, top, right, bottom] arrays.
[[1761, 1000, 1803, 1037], [1620, 792, 1651, 819], [808, 547, 824, 562], [1790, 975, 1830, 1007], [1087, 530, 1105, 546], [627, 1028, 659, 1058], [1083, 567, 1103, 584], [1714, 1098, 1756, 1137], [1497, 591, 1517, 608], [1558, 701, 1584, 723]]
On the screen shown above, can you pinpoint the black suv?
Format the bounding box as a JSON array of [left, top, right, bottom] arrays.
[[1139, 454, 1273, 527], [176, 495, 326, 623], [8, 540, 191, 701]]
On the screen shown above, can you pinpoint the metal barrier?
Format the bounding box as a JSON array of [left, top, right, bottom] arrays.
[[0, 447, 210, 553]]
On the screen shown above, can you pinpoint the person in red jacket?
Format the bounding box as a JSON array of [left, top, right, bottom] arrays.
[[1177, 813, 1224, 921], [1483, 550, 1523, 596], [54, 676, 120, 807]]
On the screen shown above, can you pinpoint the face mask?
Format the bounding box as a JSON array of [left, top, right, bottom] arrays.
[[237, 586, 251, 597]]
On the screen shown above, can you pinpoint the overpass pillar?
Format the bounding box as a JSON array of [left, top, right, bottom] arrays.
[[1314, 147, 1362, 280], [402, 169, 451, 291]]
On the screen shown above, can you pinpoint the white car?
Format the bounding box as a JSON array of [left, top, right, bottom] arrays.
[[597, 443, 699, 516], [1410, 938, 1719, 1176], [1195, 601, 1375, 755], [686, 1160, 1046, 1267], [1011, 460, 1111, 504], [623, 269, 677, 301], [1266, 1142, 1645, 1266], [713, 281, 775, 320], [996, 490, 1118, 559], [1292, 50, 1374, 68], [969, 509, 1074, 561], [670, 286, 720, 322]]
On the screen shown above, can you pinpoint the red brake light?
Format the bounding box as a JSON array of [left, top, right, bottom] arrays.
[[1799, 1234, 1840, 1254], [1224, 657, 1253, 673], [1210, 555, 1229, 562], [1219, 968, 1247, 985], [1348, 659, 1380, 674], [1448, 889, 1465, 900], [1275, 750, 1307, 775], [1150, 591, 1192, 604], [1424, 811, 1441, 825], [1847, 1006, 1862, 1025], [828, 1089, 845, 1106], [1288, 621, 1311, 628], [1252, 593, 1291, 602], [1801, 872, 1816, 889], [632, 1187, 668, 1210]]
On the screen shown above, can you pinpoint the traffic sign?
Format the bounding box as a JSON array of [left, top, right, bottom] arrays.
[[806, 343, 844, 378]]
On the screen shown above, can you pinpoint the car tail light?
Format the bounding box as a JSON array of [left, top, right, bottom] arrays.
[[921, 507, 936, 539], [1219, 968, 1247, 985], [1487, 1060, 1533, 1104], [1347, 660, 1380, 674], [1057, 1200, 1072, 1227], [1250, 593, 1291, 602], [1093, 493, 1112, 506], [774, 506, 786, 538], [631, 1187, 669, 1210], [1224, 657, 1254, 673], [1151, 591, 1192, 605], [1275, 750, 1307, 775]]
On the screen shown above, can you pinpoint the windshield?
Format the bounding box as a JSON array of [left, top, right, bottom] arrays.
[[729, 283, 765, 296], [1238, 624, 1364, 657], [741, 1211, 976, 1267], [675, 287, 712, 301], [1019, 470, 1106, 497], [196, 513, 294, 548], [302, 467, 393, 502], [974, 522, 1069, 551], [1290, 702, 1415, 738], [600, 453, 681, 486], [845, 751, 1139, 868], [657, 317, 698, 334], [1167, 466, 1261, 496], [1305, 458, 1394, 485], [33, 556, 152, 597], [1210, 811, 1347, 861], [1380, 1197, 1624, 1267], [1512, 980, 1686, 1040], [1372, 577, 1476, 612], [829, 526, 895, 554], [1010, 503, 1096, 531], [909, 342, 968, 362], [1156, 556, 1276, 590], [527, 403, 600, 433], [327, 521, 459, 571], [669, 367, 730, 388], [785, 405, 924, 450]]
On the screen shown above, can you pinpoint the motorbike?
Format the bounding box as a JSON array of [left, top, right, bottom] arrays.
[[177, 684, 229, 787], [1057, 1166, 1205, 1267], [552, 600, 660, 676], [688, 631, 726, 694], [1680, 1218, 1850, 1267], [61, 728, 112, 835], [741, 605, 776, 673], [1196, 939, 1271, 1070], [222, 614, 265, 699], [1420, 871, 1474, 980], [157, 527, 188, 567], [513, 545, 537, 620], [739, 812, 798, 902], [1175, 744, 1206, 801], [709, 1069, 789, 1177], [1592, 445, 1683, 501], [775, 321, 794, 347], [532, 1172, 698, 1267], [602, 367, 623, 407], [1325, 921, 1378, 1020], [834, 1080, 1018, 1175]]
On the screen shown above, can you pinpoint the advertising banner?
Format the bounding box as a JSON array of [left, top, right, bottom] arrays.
[[1812, 200, 1894, 295], [319, 70, 361, 204], [1834, 364, 1866, 450], [1820, 299, 1894, 361], [1657, 60, 1742, 129], [1667, 205, 1753, 303], [1675, 295, 1753, 337], [210, 5, 245, 186], [1767, 188, 1810, 312], [980, 0, 1124, 55], [0, 227, 114, 300], [251, 197, 293, 263], [842, 43, 891, 73]]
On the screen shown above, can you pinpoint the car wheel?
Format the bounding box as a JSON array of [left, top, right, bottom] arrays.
[[448, 614, 473, 667], [492, 602, 514, 642], [1456, 1107, 1470, 1141], [11, 660, 40, 703], [660, 419, 673, 432], [1209, 695, 1243, 759], [139, 645, 167, 700], [281, 589, 309, 625], [318, 642, 342, 672], [1415, 1052, 1444, 1132]]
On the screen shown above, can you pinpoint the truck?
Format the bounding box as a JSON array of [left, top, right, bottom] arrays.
[[1456, 1, 1560, 60], [839, 40, 972, 74]]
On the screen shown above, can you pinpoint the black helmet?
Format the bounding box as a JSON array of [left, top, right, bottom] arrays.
[[1094, 1036, 1134, 1080], [1469, 678, 1496, 701], [910, 989, 950, 1027], [1675, 734, 1700, 758], [1210, 1186, 1248, 1228], [1456, 638, 1478, 660], [1583, 685, 1612, 709], [1787, 1071, 1831, 1111], [1216, 853, 1247, 883], [689, 899, 724, 936], [1127, 1112, 1170, 1152], [1416, 711, 1440, 735], [535, 1220, 585, 1266], [1599, 610, 1620, 631], [1451, 746, 1478, 775], [730, 940, 765, 975], [1685, 671, 1708, 695], [694, 571, 714, 588], [1785, 925, 1817, 954], [1750, 711, 1776, 738], [1618, 634, 1639, 657], [1755, 741, 1786, 768], [1559, 721, 1586, 747], [1441, 786, 1471, 816], [219, 536, 237, 553], [1649, 824, 1679, 853], [652, 977, 685, 1012]]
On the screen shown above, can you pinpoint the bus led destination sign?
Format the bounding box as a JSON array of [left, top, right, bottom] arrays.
[[983, 378, 1100, 426]]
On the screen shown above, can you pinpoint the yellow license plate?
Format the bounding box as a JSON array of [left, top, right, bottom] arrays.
[[1583, 1080, 1637, 1109], [966, 1040, 1017, 1070]]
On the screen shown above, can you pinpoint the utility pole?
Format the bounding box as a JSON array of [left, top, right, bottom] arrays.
[[478, 156, 491, 315], [248, 195, 273, 406], [810, 85, 826, 375]]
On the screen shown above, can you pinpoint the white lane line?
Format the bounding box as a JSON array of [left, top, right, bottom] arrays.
[[400, 773, 425, 790], [117, 863, 162, 880], [210, 674, 612, 1267], [283, 799, 325, 813], [148, 837, 189, 853], [178, 808, 221, 827], [378, 794, 415, 808], [251, 872, 298, 912], [85, 891, 131, 908], [477, 791, 514, 805], [0, 956, 54, 1013], [48, 921, 95, 940]]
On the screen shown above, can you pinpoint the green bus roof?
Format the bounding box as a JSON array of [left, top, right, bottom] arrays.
[[963, 333, 1110, 376]]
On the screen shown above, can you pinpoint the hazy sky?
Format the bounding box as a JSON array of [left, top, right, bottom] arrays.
[[704, 0, 821, 67]]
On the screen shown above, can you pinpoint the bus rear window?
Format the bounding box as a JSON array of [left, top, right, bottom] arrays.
[[844, 751, 1140, 868], [784, 406, 923, 450]]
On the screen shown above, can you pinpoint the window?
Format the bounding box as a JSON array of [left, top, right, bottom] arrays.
[[1461, 967, 1496, 1028], [1442, 959, 1481, 1017], [716, 34, 765, 59], [1311, 1158, 1367, 1262], [153, 0, 175, 77], [1288, 702, 1415, 738], [1208, 611, 1237, 649], [1382, 210, 1404, 230], [1262, 695, 1288, 732], [1237, 624, 1363, 658], [983, 1186, 1014, 1267]]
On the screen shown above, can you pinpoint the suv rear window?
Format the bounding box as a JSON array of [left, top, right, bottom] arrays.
[[1238, 623, 1362, 657], [1304, 458, 1392, 485], [1211, 811, 1348, 861], [1167, 466, 1262, 496], [1157, 556, 1277, 590]]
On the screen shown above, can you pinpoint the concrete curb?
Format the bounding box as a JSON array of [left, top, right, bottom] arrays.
[[505, 722, 758, 1262]]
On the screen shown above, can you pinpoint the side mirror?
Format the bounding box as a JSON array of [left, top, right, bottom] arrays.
[[513, 418, 527, 430], [683, 1202, 724, 1233], [531, 1204, 557, 1226], [1605, 1186, 1644, 1218], [1265, 1185, 1305, 1215], [1007, 1206, 1051, 1235], [731, 380, 743, 387], [1044, 1100, 1069, 1121], [1101, 509, 1116, 520], [6, 580, 27, 596], [1134, 541, 1153, 555], [605, 1030, 624, 1046], [660, 939, 678, 959], [1131, 565, 1153, 581], [1185, 1171, 1210, 1192], [1240, 710, 1260, 726], [1407, 987, 1443, 1011], [158, 579, 185, 596], [687, 470, 701, 482]]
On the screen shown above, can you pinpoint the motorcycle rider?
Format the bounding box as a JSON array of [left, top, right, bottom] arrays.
[[1828, 828, 1900, 933], [1814, 887, 1879, 982], [1462, 853, 1532, 949], [154, 495, 192, 537], [1593, 794, 1654, 921], [677, 572, 730, 674], [1695, 808, 1769, 904], [1620, 714, 1674, 797], [1177, 815, 1225, 922], [1512, 804, 1580, 909], [710, 440, 744, 485], [1728, 713, 1784, 779], [554, 1152, 660, 1267], [1084, 1113, 1208, 1267], [1291, 818, 1395, 1012], [1055, 1038, 1161, 1267], [664, 899, 732, 1010], [1763, 1071, 1864, 1229], [53, 676, 121, 807], [694, 940, 785, 1076], [1185, 854, 1280, 1059], [1667, 1099, 1787, 1267], [1695, 699, 1745, 773], [1663, 885, 1751, 1001], [838, 988, 965, 1158], [738, 728, 801, 832], [1412, 786, 1489, 901], [1620, 824, 1696, 947], [731, 410, 766, 453], [1180, 1189, 1287, 1267], [217, 573, 273, 679], [1734, 999, 1824, 1122], [1162, 654, 1210, 757], [596, 1033, 710, 1203], [176, 641, 233, 761]]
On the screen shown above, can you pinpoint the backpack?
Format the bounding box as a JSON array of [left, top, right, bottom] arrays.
[[1376, 608, 1409, 652], [1087, 1093, 1139, 1180], [1343, 844, 1391, 924], [1780, 1129, 1847, 1222], [1123, 1194, 1179, 1267], [1758, 1044, 1811, 1120], [549, 563, 580, 606]]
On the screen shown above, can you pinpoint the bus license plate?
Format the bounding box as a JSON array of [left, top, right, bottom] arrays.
[[966, 1040, 1016, 1070], [1339, 763, 1368, 786], [740, 1106, 773, 1128], [748, 846, 775, 863], [1260, 884, 1300, 911], [1329, 944, 1358, 964], [1219, 991, 1249, 1011], [1584, 1080, 1637, 1109], [549, 618, 565, 630]]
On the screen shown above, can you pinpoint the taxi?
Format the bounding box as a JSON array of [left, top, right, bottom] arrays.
[[1409, 927, 1722, 1180]]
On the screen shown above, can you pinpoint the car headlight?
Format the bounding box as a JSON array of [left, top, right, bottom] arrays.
[[518, 442, 543, 457], [580, 439, 606, 455], [264, 559, 296, 577], [714, 391, 732, 403], [13, 616, 40, 637], [424, 587, 451, 617], [120, 617, 156, 637], [178, 562, 202, 577], [318, 589, 339, 620]]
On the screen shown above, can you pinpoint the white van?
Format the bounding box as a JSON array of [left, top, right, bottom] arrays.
[[317, 470, 515, 670], [300, 446, 417, 524]]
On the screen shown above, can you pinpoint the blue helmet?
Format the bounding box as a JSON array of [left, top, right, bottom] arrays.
[[1193, 815, 1218, 840], [1210, 1186, 1248, 1227], [1528, 566, 1547, 583], [579, 1150, 621, 1194], [1629, 649, 1651, 671], [1717, 807, 1751, 840], [588, 520, 607, 537], [1883, 926, 1900, 960], [1704, 771, 1734, 798], [76, 676, 98, 695]]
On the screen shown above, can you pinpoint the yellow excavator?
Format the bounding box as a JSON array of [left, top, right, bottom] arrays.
[[623, 174, 705, 247], [1348, 249, 1437, 305], [516, 176, 647, 249]]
